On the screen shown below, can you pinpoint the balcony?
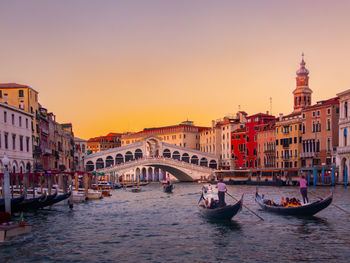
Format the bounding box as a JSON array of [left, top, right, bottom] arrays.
[[300, 152, 315, 158], [264, 149, 275, 155], [337, 146, 350, 155]]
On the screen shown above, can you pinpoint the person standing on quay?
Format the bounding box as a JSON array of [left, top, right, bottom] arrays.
[[299, 175, 309, 204], [216, 178, 227, 207]]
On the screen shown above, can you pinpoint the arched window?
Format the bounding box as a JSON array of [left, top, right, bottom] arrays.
[[163, 149, 171, 158], [105, 156, 114, 167], [345, 102, 348, 118], [344, 129, 347, 147], [191, 155, 199, 165], [86, 161, 94, 171], [116, 154, 124, 164], [125, 151, 133, 162], [172, 151, 180, 160], [135, 149, 143, 159], [181, 153, 190, 163], [200, 157, 208, 167], [96, 158, 104, 169], [209, 160, 217, 169]]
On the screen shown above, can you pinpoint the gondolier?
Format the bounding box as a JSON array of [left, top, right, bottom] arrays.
[[216, 178, 227, 207], [299, 175, 309, 204]]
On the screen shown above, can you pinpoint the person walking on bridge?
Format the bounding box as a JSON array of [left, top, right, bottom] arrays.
[[216, 178, 227, 207]]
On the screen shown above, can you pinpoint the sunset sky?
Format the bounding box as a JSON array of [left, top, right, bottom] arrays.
[[1, 1, 350, 139]]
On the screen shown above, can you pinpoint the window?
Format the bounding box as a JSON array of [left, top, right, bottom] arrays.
[[327, 119, 331, 131], [327, 108, 331, 115], [20, 136, 23, 151], [19, 90, 24, 98], [11, 114, 14, 125], [312, 111, 315, 117], [4, 133, 8, 149], [4, 111, 7, 123], [26, 137, 30, 152], [12, 134, 16, 150], [19, 116, 22, 127], [327, 138, 331, 152], [0, 90, 2, 98], [302, 113, 305, 119], [26, 118, 28, 128], [345, 102, 348, 118], [317, 111, 320, 116], [294, 137, 297, 144]]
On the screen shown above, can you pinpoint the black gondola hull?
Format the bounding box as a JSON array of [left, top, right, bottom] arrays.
[[163, 184, 173, 193], [255, 192, 332, 217], [199, 196, 243, 220]]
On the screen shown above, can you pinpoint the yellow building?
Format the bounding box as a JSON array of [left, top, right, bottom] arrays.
[[0, 83, 40, 143], [275, 113, 303, 169], [121, 121, 207, 150]]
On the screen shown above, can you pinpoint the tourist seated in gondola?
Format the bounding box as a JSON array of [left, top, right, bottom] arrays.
[[209, 198, 218, 209]]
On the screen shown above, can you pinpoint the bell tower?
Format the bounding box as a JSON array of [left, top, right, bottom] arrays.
[[293, 53, 312, 112]]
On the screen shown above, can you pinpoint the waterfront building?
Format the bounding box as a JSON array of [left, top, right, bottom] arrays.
[[336, 89, 350, 183], [0, 83, 40, 167], [38, 105, 51, 170], [300, 97, 339, 168], [47, 112, 74, 172], [275, 113, 303, 168], [231, 128, 246, 168], [0, 102, 33, 172], [74, 137, 87, 171], [245, 113, 275, 168], [87, 133, 122, 154], [121, 121, 206, 151], [201, 112, 246, 169], [256, 122, 276, 169]]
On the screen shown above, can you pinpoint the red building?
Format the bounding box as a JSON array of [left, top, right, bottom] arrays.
[[245, 113, 276, 168], [231, 128, 246, 168]]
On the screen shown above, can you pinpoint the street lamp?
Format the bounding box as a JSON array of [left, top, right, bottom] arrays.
[[2, 154, 11, 214]]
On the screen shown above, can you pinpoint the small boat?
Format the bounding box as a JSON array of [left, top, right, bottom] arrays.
[[198, 194, 243, 220], [163, 184, 173, 193], [255, 191, 333, 217], [131, 187, 141, 193], [37, 192, 58, 209]]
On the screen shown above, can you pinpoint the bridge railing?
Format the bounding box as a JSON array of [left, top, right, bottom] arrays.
[[95, 156, 215, 173]]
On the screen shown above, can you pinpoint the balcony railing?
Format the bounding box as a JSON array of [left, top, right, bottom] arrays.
[[337, 146, 350, 155], [300, 152, 315, 158]]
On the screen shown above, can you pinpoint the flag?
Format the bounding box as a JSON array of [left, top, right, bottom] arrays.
[[19, 212, 25, 227]]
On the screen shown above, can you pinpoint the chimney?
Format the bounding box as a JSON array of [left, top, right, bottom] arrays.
[[279, 113, 283, 121]]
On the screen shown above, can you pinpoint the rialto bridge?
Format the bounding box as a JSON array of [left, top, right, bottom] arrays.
[[84, 136, 218, 182]]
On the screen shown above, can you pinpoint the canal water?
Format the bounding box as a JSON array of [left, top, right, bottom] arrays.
[[1, 184, 350, 263]]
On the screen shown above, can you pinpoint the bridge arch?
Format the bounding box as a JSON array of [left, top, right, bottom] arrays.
[[191, 155, 199, 165], [135, 149, 143, 159], [106, 156, 114, 167], [182, 153, 189, 163], [200, 157, 208, 167], [96, 158, 104, 169], [163, 149, 171, 158], [209, 160, 217, 169], [116, 154, 124, 164], [172, 151, 180, 160], [125, 151, 134, 162]]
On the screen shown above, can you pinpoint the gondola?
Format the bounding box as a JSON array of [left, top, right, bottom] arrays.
[[37, 192, 58, 209], [12, 194, 46, 212], [255, 191, 333, 217], [42, 191, 72, 207], [0, 195, 25, 212], [163, 184, 173, 193], [198, 195, 243, 220]]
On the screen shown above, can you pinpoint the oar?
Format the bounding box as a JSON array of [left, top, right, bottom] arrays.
[[309, 191, 350, 215], [226, 192, 264, 221]]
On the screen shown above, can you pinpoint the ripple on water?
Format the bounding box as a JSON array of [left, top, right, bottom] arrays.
[[1, 184, 350, 262]]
